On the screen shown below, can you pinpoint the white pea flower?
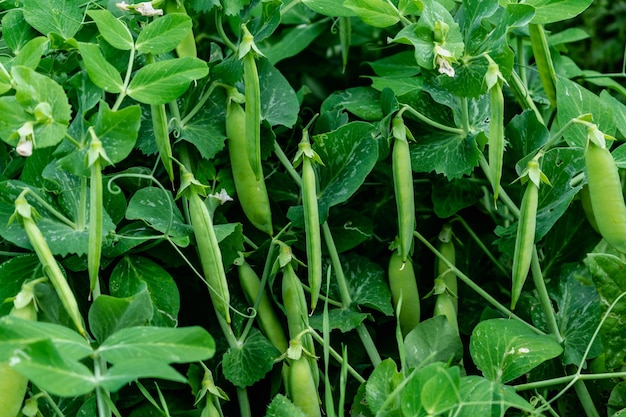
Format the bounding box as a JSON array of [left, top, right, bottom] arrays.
[[211, 189, 234, 205], [433, 44, 456, 77], [16, 122, 34, 157], [135, 2, 163, 16], [116, 1, 130, 11]]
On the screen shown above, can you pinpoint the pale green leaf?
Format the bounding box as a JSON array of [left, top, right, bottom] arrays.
[[87, 10, 133, 51], [77, 42, 124, 93], [136, 14, 193, 55]]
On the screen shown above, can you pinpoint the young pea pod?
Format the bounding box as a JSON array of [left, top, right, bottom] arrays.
[[485, 58, 505, 204], [238, 261, 288, 352], [11, 191, 85, 336], [584, 127, 626, 253], [239, 24, 263, 181], [226, 99, 273, 235], [388, 250, 420, 337], [294, 130, 323, 312], [0, 283, 37, 417], [391, 115, 415, 263], [288, 356, 322, 417], [528, 24, 557, 108], [165, 0, 197, 58], [511, 158, 548, 309], [433, 224, 458, 332], [182, 170, 231, 323]]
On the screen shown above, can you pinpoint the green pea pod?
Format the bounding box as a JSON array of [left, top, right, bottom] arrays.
[[238, 261, 288, 352], [13, 192, 85, 336], [146, 54, 174, 182], [388, 250, 420, 337], [226, 100, 273, 235], [511, 175, 538, 310], [434, 225, 458, 332], [585, 140, 626, 253], [188, 188, 231, 324], [0, 287, 37, 417], [529, 24, 557, 108], [288, 356, 322, 417], [165, 0, 197, 58], [296, 131, 322, 312], [392, 116, 415, 263], [580, 184, 600, 234], [240, 25, 262, 181], [488, 73, 504, 204]]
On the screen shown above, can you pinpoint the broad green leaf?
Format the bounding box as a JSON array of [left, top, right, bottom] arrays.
[[93, 101, 141, 166], [13, 37, 48, 70], [77, 42, 124, 93], [608, 382, 626, 416], [188, 0, 221, 13], [470, 318, 563, 383], [0, 315, 92, 362], [365, 358, 403, 415], [431, 176, 483, 218], [401, 363, 460, 416], [12, 66, 72, 148], [262, 18, 330, 65], [601, 91, 626, 142], [109, 256, 181, 328], [222, 329, 280, 388], [0, 255, 42, 316], [0, 64, 11, 96], [410, 131, 483, 180], [336, 253, 393, 316], [126, 187, 192, 239], [405, 316, 464, 369], [68, 71, 102, 114], [344, 0, 401, 28], [88, 287, 154, 343], [97, 326, 215, 365], [22, 0, 82, 39], [127, 57, 209, 105], [368, 76, 423, 97], [136, 14, 193, 55], [505, 110, 550, 167], [259, 58, 300, 127], [456, 0, 499, 54], [9, 339, 95, 397], [309, 308, 369, 333], [367, 51, 421, 78], [321, 87, 383, 121], [222, 0, 251, 15], [1, 9, 39, 53], [553, 265, 603, 366], [556, 77, 615, 148], [524, 0, 593, 24], [456, 376, 534, 417], [314, 122, 379, 208], [265, 394, 308, 417], [585, 254, 626, 370], [214, 222, 246, 271], [301, 0, 356, 17], [86, 10, 133, 51], [100, 359, 186, 393], [0, 97, 30, 147]]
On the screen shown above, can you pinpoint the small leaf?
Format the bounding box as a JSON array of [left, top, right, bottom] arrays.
[[259, 58, 301, 127], [405, 316, 464, 369], [301, 0, 356, 17], [410, 131, 482, 180], [344, 0, 401, 28], [456, 376, 534, 417], [0, 255, 43, 316], [101, 359, 186, 393], [86, 10, 133, 51], [524, 0, 593, 24], [127, 57, 209, 105], [22, 0, 82, 39], [126, 187, 192, 240], [222, 329, 280, 388], [470, 318, 563, 383], [338, 253, 393, 316], [309, 308, 369, 333], [13, 36, 48, 70], [266, 394, 308, 417], [365, 358, 403, 415], [136, 14, 193, 55], [93, 101, 141, 166], [77, 42, 124, 93], [1, 9, 40, 53]]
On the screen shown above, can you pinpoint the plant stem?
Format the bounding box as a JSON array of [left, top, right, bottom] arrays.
[[530, 247, 561, 342], [356, 324, 382, 367], [414, 230, 544, 335], [509, 70, 545, 125], [322, 222, 352, 307], [309, 329, 365, 383], [453, 216, 509, 277], [402, 106, 465, 136], [478, 155, 521, 218], [112, 46, 136, 111], [274, 141, 303, 186]]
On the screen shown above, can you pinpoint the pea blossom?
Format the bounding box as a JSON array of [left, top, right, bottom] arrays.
[[16, 122, 34, 157]]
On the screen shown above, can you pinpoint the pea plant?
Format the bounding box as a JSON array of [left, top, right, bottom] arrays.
[[0, 0, 625, 416]]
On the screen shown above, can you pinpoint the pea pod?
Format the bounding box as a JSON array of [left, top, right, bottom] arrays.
[[433, 224, 458, 332], [165, 0, 197, 58], [511, 159, 544, 310], [288, 356, 322, 417], [0, 285, 37, 417], [388, 250, 420, 337], [485, 59, 505, 204], [184, 172, 231, 323], [528, 24, 557, 107], [392, 115, 415, 263], [226, 100, 273, 235], [12, 191, 85, 336], [239, 24, 262, 180], [584, 138, 626, 253], [238, 261, 288, 352]]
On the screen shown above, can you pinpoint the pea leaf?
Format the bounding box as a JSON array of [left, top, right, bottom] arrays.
[[259, 58, 300, 127], [401, 363, 460, 416], [456, 376, 534, 417], [524, 0, 593, 24], [0, 255, 43, 316], [266, 394, 308, 417], [405, 316, 464, 369], [431, 176, 483, 218], [77, 42, 124, 93], [88, 286, 154, 343], [1, 9, 39, 53], [109, 256, 181, 328], [13, 36, 48, 70], [261, 18, 330, 65], [314, 122, 379, 208], [337, 253, 393, 316], [344, 0, 401, 28], [101, 359, 186, 393], [135, 14, 193, 55], [22, 0, 82, 39], [97, 326, 215, 365], [410, 131, 483, 180], [301, 0, 356, 17], [222, 329, 280, 388], [585, 253, 626, 370], [127, 57, 209, 105], [366, 358, 403, 415], [93, 102, 141, 166], [321, 87, 383, 121], [470, 318, 563, 383], [86, 10, 133, 51], [309, 308, 369, 333]]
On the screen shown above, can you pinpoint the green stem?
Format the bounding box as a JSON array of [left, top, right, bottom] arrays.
[[478, 155, 521, 218], [321, 222, 352, 307], [414, 230, 544, 335], [112, 46, 136, 111], [356, 324, 382, 367], [78, 176, 87, 230], [402, 106, 465, 136], [216, 13, 237, 53], [274, 141, 303, 186], [21, 188, 76, 229], [453, 216, 509, 278], [573, 380, 600, 417], [460, 97, 470, 136], [509, 70, 545, 125], [309, 328, 366, 384], [530, 246, 562, 342], [180, 81, 218, 126]]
